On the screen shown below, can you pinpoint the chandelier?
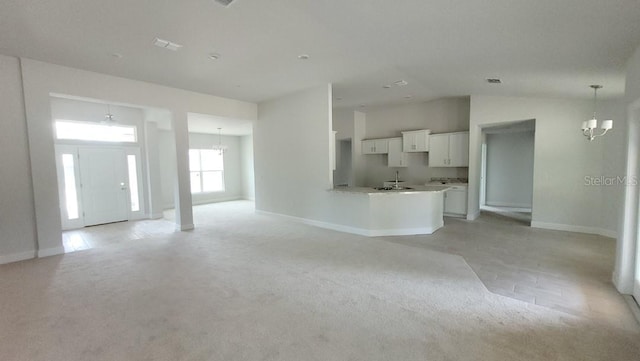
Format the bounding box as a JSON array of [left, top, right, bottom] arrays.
[[102, 104, 117, 124], [212, 127, 228, 155], [581, 85, 612, 141]]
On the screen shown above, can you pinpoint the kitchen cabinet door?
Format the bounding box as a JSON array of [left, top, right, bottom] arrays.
[[448, 132, 469, 167], [428, 134, 449, 167], [387, 138, 407, 167], [374, 139, 389, 154], [362, 140, 377, 154], [444, 189, 467, 216], [402, 130, 430, 152], [362, 139, 389, 154]]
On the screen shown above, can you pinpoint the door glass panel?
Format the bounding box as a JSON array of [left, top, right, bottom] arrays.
[[127, 155, 140, 212], [62, 154, 79, 219]]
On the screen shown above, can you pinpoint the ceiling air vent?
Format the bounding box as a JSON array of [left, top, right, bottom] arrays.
[[154, 38, 183, 51], [213, 0, 235, 6], [486, 78, 502, 84]]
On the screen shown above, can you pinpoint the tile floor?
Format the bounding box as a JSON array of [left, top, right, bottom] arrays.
[[63, 201, 637, 328], [390, 211, 634, 327], [480, 205, 533, 223]]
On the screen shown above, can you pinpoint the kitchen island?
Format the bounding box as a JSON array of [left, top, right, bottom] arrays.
[[326, 185, 450, 236]]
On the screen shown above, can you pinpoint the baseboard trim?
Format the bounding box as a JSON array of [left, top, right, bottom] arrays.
[[530, 221, 617, 238], [599, 229, 617, 238], [486, 201, 532, 209], [163, 197, 244, 210], [0, 250, 37, 265], [149, 213, 164, 219], [624, 296, 640, 326], [467, 210, 480, 221], [37, 246, 65, 258], [176, 223, 195, 231], [192, 196, 242, 206], [256, 210, 443, 237], [367, 225, 443, 236]]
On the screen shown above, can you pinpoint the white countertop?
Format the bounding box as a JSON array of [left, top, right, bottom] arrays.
[[330, 185, 451, 194], [426, 181, 469, 187]]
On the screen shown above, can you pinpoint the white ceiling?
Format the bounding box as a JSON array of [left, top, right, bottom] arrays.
[[1, 0, 639, 109]]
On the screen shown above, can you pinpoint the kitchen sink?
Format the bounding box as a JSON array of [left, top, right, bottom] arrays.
[[373, 186, 413, 191]]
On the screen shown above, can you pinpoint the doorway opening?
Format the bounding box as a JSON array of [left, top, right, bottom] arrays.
[[334, 139, 353, 187], [55, 145, 144, 230], [480, 120, 535, 224], [183, 113, 255, 227]]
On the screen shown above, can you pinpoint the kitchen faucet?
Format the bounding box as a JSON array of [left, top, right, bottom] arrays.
[[394, 171, 400, 189]]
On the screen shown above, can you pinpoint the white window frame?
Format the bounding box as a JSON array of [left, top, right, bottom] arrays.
[[54, 119, 138, 143], [189, 149, 225, 194]]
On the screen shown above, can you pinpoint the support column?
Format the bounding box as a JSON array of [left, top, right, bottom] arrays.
[[614, 106, 639, 293], [143, 121, 164, 219], [20, 59, 64, 257], [171, 110, 194, 231]]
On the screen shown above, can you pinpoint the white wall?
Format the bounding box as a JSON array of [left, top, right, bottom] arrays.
[[0, 55, 37, 264], [599, 100, 628, 235], [255, 85, 332, 219], [614, 44, 640, 293], [240, 135, 255, 200], [1, 55, 256, 261], [359, 97, 470, 186], [485, 131, 534, 208], [158, 131, 245, 207], [363, 97, 470, 137], [333, 108, 355, 140], [468, 95, 623, 237]]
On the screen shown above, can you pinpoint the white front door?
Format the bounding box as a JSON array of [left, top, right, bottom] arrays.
[[79, 147, 129, 226]]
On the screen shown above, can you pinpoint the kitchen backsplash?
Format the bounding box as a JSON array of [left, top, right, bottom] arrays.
[[363, 154, 469, 186]]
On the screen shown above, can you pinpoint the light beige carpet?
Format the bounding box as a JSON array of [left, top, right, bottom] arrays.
[[1, 202, 639, 360]]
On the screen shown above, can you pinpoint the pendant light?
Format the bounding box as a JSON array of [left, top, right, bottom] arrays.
[[581, 85, 613, 141], [102, 104, 117, 125], [212, 127, 228, 155]]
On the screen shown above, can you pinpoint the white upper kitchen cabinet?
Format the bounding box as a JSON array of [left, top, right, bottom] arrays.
[[428, 132, 469, 167], [387, 138, 407, 167], [361, 138, 389, 154], [401, 130, 431, 152]]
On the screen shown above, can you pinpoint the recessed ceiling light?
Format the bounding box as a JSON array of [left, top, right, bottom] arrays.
[[154, 37, 182, 51], [208, 53, 220, 60], [394, 80, 408, 87], [111, 53, 123, 59], [404, 95, 413, 99], [359, 104, 366, 108], [487, 78, 502, 84], [298, 54, 310, 60], [383, 85, 391, 89]]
